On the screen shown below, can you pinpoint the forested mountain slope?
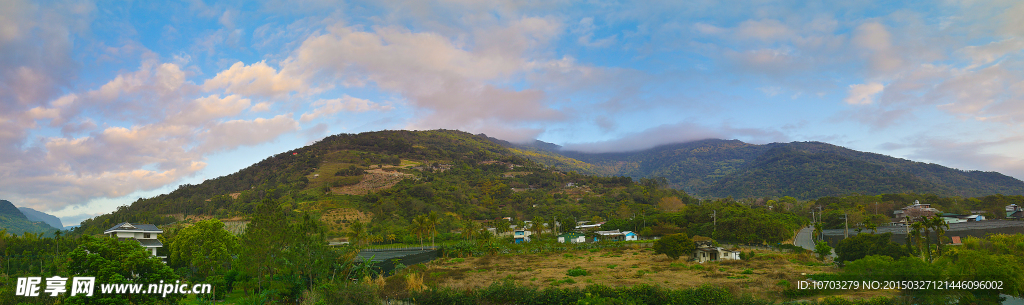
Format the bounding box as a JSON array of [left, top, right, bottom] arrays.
[[17, 207, 63, 229], [74, 130, 697, 238], [0, 200, 58, 235], [507, 139, 1024, 199]]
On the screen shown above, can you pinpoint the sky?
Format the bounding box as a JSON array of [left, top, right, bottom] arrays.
[[3, 0, 1024, 226]]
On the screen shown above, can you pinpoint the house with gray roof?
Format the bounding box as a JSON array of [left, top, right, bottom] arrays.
[[104, 222, 164, 259]]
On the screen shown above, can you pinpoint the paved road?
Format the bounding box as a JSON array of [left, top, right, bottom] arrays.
[[795, 226, 815, 250], [795, 225, 836, 258]]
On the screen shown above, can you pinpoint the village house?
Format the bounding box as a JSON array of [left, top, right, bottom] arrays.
[[938, 213, 985, 224], [692, 240, 741, 263], [1007, 204, 1023, 219], [104, 222, 164, 258], [893, 200, 940, 222], [592, 229, 637, 242], [513, 228, 531, 244], [557, 232, 586, 243]]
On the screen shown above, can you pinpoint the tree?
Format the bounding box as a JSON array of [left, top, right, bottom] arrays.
[[238, 200, 289, 294], [411, 215, 428, 250], [925, 215, 948, 261], [909, 219, 924, 256], [65, 235, 181, 305], [169, 219, 238, 280], [427, 211, 439, 248], [835, 233, 908, 264], [658, 196, 685, 213], [461, 218, 479, 241], [494, 218, 511, 236], [531, 216, 546, 238], [346, 221, 368, 247], [653, 233, 695, 260], [290, 213, 332, 291], [812, 221, 823, 242], [814, 241, 833, 261]]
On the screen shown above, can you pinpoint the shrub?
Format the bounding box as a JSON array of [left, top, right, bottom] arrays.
[[567, 267, 589, 276], [739, 250, 756, 260], [740, 269, 753, 274]]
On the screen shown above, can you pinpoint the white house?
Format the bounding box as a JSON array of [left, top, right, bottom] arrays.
[[594, 229, 635, 242], [692, 240, 740, 263], [104, 222, 164, 258]]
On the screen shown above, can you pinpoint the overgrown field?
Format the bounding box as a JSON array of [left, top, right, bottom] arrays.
[[413, 246, 897, 302]]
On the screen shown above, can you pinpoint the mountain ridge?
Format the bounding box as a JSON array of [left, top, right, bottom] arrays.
[[0, 200, 58, 235], [17, 207, 64, 229], [504, 138, 1024, 199]]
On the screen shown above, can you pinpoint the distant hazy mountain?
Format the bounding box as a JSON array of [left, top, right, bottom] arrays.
[[505, 139, 1024, 199], [0, 200, 57, 235], [17, 207, 63, 229]]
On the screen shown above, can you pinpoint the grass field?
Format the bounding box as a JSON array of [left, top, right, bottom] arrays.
[[414, 246, 897, 302]]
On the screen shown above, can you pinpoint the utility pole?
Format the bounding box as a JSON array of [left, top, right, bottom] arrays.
[[712, 210, 717, 236], [842, 213, 849, 239]]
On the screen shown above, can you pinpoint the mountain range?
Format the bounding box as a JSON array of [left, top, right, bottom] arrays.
[[13, 130, 1024, 234], [500, 138, 1024, 199]]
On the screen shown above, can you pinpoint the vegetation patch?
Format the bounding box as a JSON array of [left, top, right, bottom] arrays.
[[566, 267, 589, 277]]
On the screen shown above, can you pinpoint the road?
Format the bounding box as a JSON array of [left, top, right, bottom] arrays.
[[794, 225, 835, 258]]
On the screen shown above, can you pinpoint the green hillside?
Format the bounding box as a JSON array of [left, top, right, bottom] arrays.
[[0, 200, 58, 236], [506, 139, 1024, 199], [73, 130, 698, 239]]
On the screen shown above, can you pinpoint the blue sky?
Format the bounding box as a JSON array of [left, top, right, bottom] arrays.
[[3, 0, 1024, 225]]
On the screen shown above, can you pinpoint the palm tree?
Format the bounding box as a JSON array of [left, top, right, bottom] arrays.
[[531, 216, 546, 238], [427, 211, 439, 249], [411, 215, 428, 250], [347, 221, 368, 247], [927, 216, 949, 261], [462, 219, 479, 240], [909, 219, 924, 257], [918, 219, 933, 261], [494, 219, 511, 236]]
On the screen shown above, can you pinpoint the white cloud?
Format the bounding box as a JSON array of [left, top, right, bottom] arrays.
[[203, 60, 307, 98], [844, 82, 884, 105], [299, 96, 392, 122], [198, 114, 300, 153], [280, 18, 568, 137], [960, 38, 1024, 67], [168, 94, 252, 125], [735, 19, 794, 42], [852, 22, 903, 74], [574, 17, 616, 48]]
